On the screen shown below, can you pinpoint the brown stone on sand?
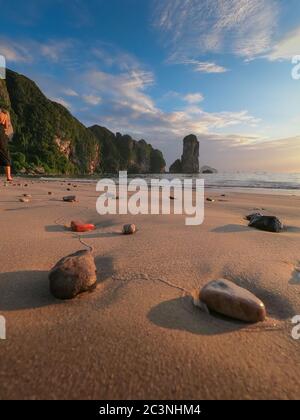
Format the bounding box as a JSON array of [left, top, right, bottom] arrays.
[[19, 197, 30, 203], [123, 224, 136, 235], [199, 279, 266, 323], [49, 250, 97, 300]]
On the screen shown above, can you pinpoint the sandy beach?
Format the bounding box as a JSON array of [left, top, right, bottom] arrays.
[[0, 177, 299, 400]]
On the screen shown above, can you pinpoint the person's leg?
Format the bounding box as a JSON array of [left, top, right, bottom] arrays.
[[5, 166, 13, 181]]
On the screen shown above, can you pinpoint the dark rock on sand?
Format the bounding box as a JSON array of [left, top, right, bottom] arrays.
[[123, 224, 136, 235], [245, 212, 262, 221], [206, 197, 215, 202], [63, 195, 77, 202], [49, 250, 97, 300], [200, 279, 266, 323], [248, 215, 283, 233]]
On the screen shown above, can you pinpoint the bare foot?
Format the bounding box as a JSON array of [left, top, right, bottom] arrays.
[[7, 178, 13, 182]]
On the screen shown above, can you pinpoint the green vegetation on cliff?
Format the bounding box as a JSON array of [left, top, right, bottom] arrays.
[[0, 69, 166, 175], [4, 70, 100, 174], [90, 125, 166, 174]]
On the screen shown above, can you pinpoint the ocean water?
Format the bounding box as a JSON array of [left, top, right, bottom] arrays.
[[42, 172, 300, 195]]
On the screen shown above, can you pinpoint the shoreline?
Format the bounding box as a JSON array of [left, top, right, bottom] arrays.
[[39, 176, 300, 197]]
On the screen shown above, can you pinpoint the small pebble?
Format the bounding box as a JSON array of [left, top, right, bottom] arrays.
[[123, 224, 137, 235]]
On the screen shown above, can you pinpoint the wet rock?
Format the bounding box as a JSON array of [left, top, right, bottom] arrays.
[[63, 195, 77, 202], [248, 215, 283, 233], [200, 279, 266, 323], [123, 224, 136, 235], [49, 250, 97, 300], [71, 221, 95, 233]]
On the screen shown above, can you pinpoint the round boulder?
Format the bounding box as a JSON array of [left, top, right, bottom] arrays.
[[49, 250, 97, 300]]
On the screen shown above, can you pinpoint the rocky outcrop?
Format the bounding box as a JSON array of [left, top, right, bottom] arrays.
[[200, 165, 218, 174], [90, 125, 166, 174], [169, 159, 182, 174], [169, 134, 199, 174], [3, 69, 166, 176], [5, 69, 100, 175], [181, 135, 199, 173]]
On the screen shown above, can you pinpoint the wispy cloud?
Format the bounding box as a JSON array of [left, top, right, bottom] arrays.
[[267, 26, 300, 61], [82, 94, 102, 106], [40, 40, 73, 62], [184, 93, 204, 104], [50, 97, 72, 110], [62, 88, 79, 97], [199, 134, 300, 172], [0, 37, 74, 64], [81, 66, 260, 143], [0, 38, 32, 63], [173, 59, 228, 73], [153, 0, 279, 61]]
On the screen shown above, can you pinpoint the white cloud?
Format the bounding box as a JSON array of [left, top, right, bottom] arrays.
[[82, 66, 260, 145], [82, 94, 102, 106], [51, 97, 72, 109], [184, 93, 204, 103], [267, 26, 300, 61], [198, 134, 300, 172], [153, 0, 279, 60], [40, 41, 72, 62], [187, 60, 228, 74], [0, 38, 73, 64], [0, 38, 32, 63], [62, 88, 79, 97]]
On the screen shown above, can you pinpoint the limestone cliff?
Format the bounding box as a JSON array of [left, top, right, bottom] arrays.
[[90, 125, 166, 174], [1, 69, 166, 175], [169, 134, 199, 174]]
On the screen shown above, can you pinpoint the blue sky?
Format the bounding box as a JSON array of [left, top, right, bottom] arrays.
[[0, 0, 300, 171]]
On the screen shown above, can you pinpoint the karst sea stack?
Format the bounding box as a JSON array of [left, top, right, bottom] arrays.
[[170, 134, 200, 174]]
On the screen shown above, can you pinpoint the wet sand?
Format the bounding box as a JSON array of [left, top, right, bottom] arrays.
[[0, 177, 299, 400]]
